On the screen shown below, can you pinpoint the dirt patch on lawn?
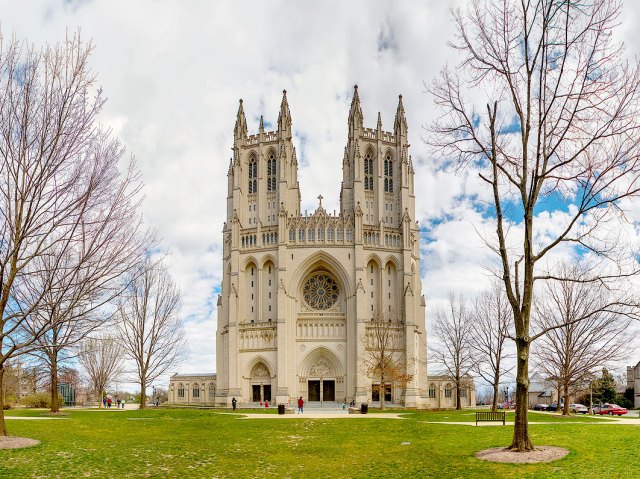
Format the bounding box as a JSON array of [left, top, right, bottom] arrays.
[[476, 446, 569, 464], [0, 436, 40, 449]]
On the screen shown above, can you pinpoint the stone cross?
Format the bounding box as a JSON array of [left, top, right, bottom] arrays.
[[318, 195, 323, 207]]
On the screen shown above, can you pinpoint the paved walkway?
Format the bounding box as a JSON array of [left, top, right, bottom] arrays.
[[422, 414, 640, 427], [5, 416, 67, 420], [238, 412, 407, 419]]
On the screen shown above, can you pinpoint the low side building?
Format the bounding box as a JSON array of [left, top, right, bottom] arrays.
[[167, 374, 217, 406]]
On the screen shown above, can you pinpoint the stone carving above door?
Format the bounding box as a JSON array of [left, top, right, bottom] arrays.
[[307, 359, 335, 378]]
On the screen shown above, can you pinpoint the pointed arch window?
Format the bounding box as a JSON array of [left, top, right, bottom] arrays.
[[193, 383, 200, 399], [428, 384, 436, 399], [178, 384, 185, 398], [364, 151, 374, 191], [384, 153, 393, 192], [267, 152, 277, 191], [248, 157, 257, 194]]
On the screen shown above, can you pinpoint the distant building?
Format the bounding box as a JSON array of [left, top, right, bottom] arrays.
[[528, 372, 557, 406], [626, 362, 640, 408]]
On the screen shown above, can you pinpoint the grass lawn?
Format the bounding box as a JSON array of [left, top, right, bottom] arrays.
[[1, 407, 638, 478]]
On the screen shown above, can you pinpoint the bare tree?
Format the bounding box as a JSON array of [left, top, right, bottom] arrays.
[[429, 0, 640, 449], [431, 294, 476, 410], [117, 260, 187, 409], [77, 336, 124, 407], [469, 284, 513, 412], [533, 263, 634, 416], [0, 33, 150, 434], [361, 309, 413, 410]]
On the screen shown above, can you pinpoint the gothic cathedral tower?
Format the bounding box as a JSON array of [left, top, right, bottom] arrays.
[[216, 87, 428, 407]]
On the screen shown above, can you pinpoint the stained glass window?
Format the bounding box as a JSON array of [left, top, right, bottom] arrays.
[[303, 273, 339, 310]]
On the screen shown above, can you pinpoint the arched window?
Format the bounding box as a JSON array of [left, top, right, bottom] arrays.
[[428, 384, 436, 399], [346, 229, 353, 241], [289, 228, 295, 241], [178, 384, 185, 398], [298, 228, 305, 241], [444, 384, 452, 398], [248, 157, 257, 194], [193, 383, 200, 399], [384, 153, 393, 192], [308, 228, 315, 241], [327, 227, 334, 241], [364, 151, 374, 191], [208, 383, 215, 399], [267, 152, 277, 191]]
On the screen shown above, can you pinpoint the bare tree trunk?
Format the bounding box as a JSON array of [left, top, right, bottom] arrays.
[[562, 382, 570, 416], [50, 354, 60, 413], [380, 374, 385, 411], [456, 382, 462, 411], [0, 366, 7, 436], [492, 376, 499, 413], [509, 341, 533, 451], [140, 377, 147, 410]]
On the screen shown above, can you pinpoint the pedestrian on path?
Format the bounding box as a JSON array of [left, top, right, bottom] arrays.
[[298, 396, 304, 413], [232, 397, 237, 411]]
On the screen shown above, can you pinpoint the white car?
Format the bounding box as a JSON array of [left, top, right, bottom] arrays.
[[569, 403, 588, 414]]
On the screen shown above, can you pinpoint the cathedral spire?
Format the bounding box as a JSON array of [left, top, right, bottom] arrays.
[[394, 94, 407, 138], [376, 111, 382, 133], [234, 99, 247, 140], [348, 84, 363, 134], [278, 89, 292, 135], [259, 115, 264, 133]]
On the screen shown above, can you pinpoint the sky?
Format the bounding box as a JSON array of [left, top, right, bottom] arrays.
[[2, 0, 640, 391]]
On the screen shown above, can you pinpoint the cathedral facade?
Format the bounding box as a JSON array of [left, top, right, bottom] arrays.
[[168, 87, 475, 409]]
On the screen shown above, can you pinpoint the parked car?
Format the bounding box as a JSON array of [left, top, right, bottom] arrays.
[[569, 403, 588, 414], [594, 403, 628, 416], [547, 402, 564, 411], [532, 403, 549, 411]]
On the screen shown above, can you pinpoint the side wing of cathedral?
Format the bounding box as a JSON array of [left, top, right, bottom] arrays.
[[168, 87, 475, 409]]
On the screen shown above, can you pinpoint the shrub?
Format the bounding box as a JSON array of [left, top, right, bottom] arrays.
[[22, 392, 63, 408], [614, 394, 633, 410]]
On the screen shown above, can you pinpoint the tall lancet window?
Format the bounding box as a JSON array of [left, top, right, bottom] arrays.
[[384, 153, 393, 193], [267, 152, 277, 191], [364, 151, 374, 191], [248, 157, 257, 194]]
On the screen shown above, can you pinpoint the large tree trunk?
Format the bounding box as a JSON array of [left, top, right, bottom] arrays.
[[0, 366, 7, 436], [380, 374, 385, 411], [50, 355, 60, 413], [456, 383, 462, 410], [509, 340, 533, 451]]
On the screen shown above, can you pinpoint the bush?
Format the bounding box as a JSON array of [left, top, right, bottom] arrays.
[[614, 394, 633, 410], [22, 393, 63, 408]]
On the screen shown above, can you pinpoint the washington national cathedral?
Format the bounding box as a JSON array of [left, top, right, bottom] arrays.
[[168, 87, 475, 409]]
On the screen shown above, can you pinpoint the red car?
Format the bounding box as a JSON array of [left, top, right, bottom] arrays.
[[594, 404, 628, 416]]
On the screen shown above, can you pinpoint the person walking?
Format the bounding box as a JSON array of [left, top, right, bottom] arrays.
[[232, 397, 237, 412], [121, 399, 126, 409], [102, 397, 107, 408], [297, 396, 304, 414]]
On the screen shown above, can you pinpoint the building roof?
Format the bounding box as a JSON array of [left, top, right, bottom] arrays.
[[170, 373, 216, 379]]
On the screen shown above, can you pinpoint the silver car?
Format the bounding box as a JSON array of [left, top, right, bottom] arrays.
[[569, 403, 588, 414]]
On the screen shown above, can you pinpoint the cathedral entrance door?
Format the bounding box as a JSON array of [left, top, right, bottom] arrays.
[[252, 385, 261, 402], [323, 380, 335, 401], [308, 380, 321, 401], [263, 385, 271, 402]]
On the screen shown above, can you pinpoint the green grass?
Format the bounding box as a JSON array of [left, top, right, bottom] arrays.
[[1, 407, 638, 478]]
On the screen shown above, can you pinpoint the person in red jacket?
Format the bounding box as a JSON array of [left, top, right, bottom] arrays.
[[297, 396, 304, 414]]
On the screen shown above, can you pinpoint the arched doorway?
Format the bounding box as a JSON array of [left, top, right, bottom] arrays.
[[249, 362, 271, 402], [299, 348, 344, 403]]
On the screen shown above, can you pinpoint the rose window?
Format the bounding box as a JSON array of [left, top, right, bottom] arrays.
[[303, 273, 339, 310]]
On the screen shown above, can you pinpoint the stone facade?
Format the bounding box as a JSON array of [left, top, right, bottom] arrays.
[[168, 87, 475, 409], [627, 362, 640, 408], [167, 373, 217, 405]]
